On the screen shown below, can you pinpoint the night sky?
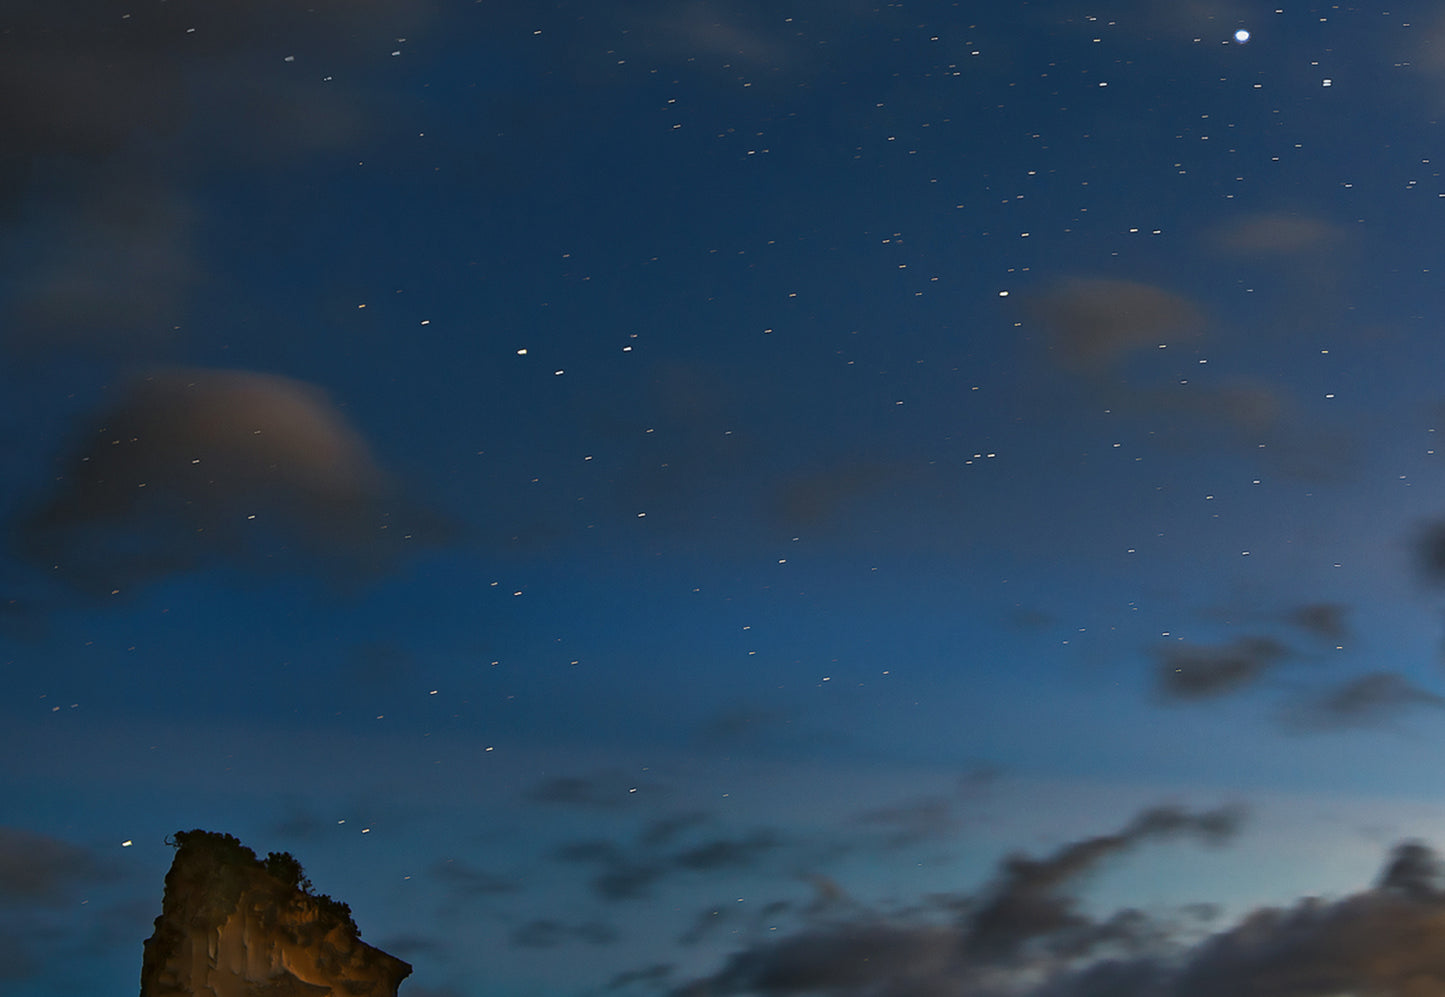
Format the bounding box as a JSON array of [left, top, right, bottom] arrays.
[[10, 2, 1445, 996]]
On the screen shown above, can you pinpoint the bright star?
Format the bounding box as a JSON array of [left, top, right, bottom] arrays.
[[1234, 29, 1250, 43]]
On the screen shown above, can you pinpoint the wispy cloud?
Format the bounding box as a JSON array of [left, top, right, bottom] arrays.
[[0, 827, 114, 905], [1154, 637, 1290, 701], [1028, 278, 1206, 371], [1282, 672, 1445, 732], [670, 806, 1240, 997]]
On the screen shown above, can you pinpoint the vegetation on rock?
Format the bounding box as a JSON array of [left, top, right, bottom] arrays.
[[165, 829, 359, 937]]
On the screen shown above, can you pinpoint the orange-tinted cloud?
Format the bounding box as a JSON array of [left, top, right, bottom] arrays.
[[17, 367, 445, 593], [1029, 278, 1205, 370], [1209, 212, 1344, 256]]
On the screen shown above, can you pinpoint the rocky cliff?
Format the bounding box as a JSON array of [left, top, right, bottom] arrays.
[[139, 830, 411, 997]]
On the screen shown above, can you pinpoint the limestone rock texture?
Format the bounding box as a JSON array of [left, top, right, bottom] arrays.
[[139, 830, 411, 997]]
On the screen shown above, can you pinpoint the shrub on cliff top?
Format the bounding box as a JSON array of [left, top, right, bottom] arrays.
[[165, 829, 359, 937], [167, 829, 256, 863], [263, 850, 314, 893]]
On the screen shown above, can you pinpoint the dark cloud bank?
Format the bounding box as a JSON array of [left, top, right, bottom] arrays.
[[658, 808, 1445, 997]]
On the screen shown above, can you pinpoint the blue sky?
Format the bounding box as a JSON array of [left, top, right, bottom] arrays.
[[11, 2, 1445, 996]]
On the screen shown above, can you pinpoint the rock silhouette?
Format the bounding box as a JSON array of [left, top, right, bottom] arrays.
[[139, 829, 410, 997]]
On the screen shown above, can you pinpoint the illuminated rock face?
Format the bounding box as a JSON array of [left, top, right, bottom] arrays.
[[139, 831, 411, 997]]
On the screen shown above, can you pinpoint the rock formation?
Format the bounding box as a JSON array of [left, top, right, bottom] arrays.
[[139, 829, 411, 997]]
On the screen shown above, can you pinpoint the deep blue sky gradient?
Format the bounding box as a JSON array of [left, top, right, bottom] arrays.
[[11, 3, 1445, 996]]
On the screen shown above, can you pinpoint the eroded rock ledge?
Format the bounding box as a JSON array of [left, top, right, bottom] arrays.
[[139, 829, 411, 997]]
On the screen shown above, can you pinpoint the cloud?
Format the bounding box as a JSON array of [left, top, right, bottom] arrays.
[[1027, 278, 1205, 370], [1282, 672, 1445, 732], [0, 0, 430, 357], [679, 898, 798, 946], [671, 806, 1240, 997], [14, 367, 446, 593], [962, 807, 1240, 962], [272, 798, 327, 841], [1144, 380, 1288, 437], [1285, 602, 1349, 642], [0, 0, 427, 170], [606, 963, 675, 991], [1208, 212, 1344, 256], [1153, 627, 1437, 732], [0, 827, 112, 905], [378, 934, 449, 960], [552, 816, 791, 902], [554, 839, 664, 902], [430, 859, 520, 899], [0, 930, 37, 982], [1154, 637, 1290, 701], [851, 771, 998, 850], [1117, 378, 1357, 482], [674, 922, 959, 997], [800, 874, 859, 917], [524, 772, 665, 809], [580, 0, 874, 86], [0, 828, 119, 984], [677, 904, 739, 946], [510, 918, 619, 949], [1413, 518, 1445, 585], [694, 702, 834, 755], [526, 776, 619, 808], [674, 831, 783, 872], [670, 821, 1445, 997], [0, 8, 180, 169], [854, 796, 964, 849], [554, 840, 631, 865], [2, 182, 201, 356], [344, 640, 421, 688], [1407, 12, 1445, 106], [1160, 841, 1445, 997], [1113, 0, 1253, 42], [1021, 282, 1354, 483], [635, 0, 794, 69], [589, 863, 668, 902], [771, 461, 906, 531], [639, 812, 713, 848], [0, 595, 49, 642]]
